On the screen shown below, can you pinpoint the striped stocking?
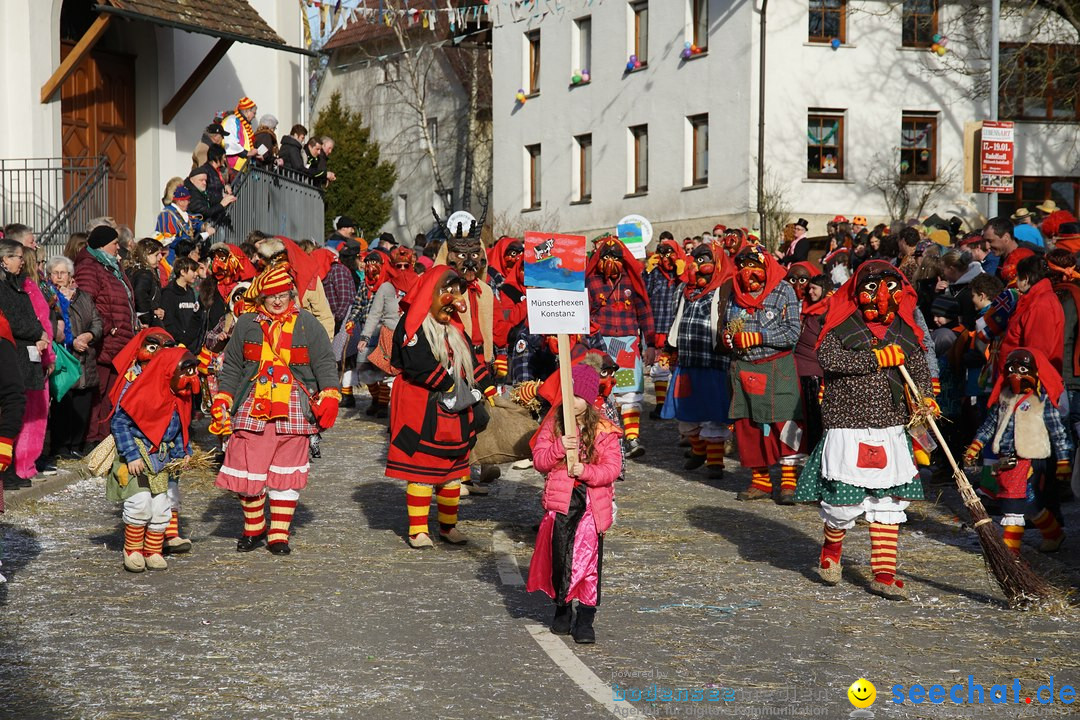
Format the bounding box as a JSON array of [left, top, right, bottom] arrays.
[[780, 464, 798, 491], [1030, 509, 1063, 543], [268, 495, 298, 546], [620, 405, 641, 441], [123, 524, 146, 557], [240, 495, 266, 537], [820, 524, 846, 568], [143, 530, 165, 557], [165, 510, 180, 539], [705, 441, 724, 467], [869, 522, 900, 584], [436, 480, 462, 531], [1002, 525, 1024, 555], [688, 433, 706, 458], [750, 468, 772, 493], [653, 379, 669, 409], [406, 483, 434, 537]]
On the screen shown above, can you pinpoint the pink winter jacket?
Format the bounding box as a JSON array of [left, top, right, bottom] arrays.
[[533, 416, 622, 533]]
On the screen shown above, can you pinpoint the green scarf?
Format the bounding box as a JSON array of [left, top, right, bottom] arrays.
[[88, 247, 134, 306]]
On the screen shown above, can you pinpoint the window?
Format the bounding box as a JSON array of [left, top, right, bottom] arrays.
[[807, 111, 845, 179], [899, 112, 937, 180], [630, 125, 648, 193], [632, 1, 648, 66], [574, 17, 592, 75], [380, 59, 399, 84], [426, 118, 438, 152], [576, 134, 592, 202], [690, 0, 708, 51], [526, 144, 542, 209], [999, 176, 1080, 220], [689, 114, 709, 186], [526, 30, 541, 95], [397, 194, 408, 226], [1000, 43, 1080, 121], [808, 0, 846, 44], [901, 0, 938, 48]]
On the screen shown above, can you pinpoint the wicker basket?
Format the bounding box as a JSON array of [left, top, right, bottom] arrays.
[[84, 435, 117, 477]]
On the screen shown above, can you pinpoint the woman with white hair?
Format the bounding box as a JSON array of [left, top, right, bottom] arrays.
[[253, 114, 280, 169], [46, 255, 103, 458]]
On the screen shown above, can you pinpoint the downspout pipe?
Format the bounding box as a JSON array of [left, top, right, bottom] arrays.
[[757, 0, 769, 243]]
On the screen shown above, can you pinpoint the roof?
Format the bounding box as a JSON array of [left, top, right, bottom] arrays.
[[323, 0, 488, 51], [96, 0, 313, 56]]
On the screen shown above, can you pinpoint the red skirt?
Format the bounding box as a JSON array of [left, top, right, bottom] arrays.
[[215, 424, 311, 496]]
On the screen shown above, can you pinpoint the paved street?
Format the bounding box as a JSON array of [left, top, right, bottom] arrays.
[[1, 396, 1077, 720]]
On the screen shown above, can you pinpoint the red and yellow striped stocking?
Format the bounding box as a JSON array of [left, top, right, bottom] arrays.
[[341, 385, 354, 399], [780, 464, 798, 491], [621, 405, 641, 441], [821, 524, 845, 568], [123, 524, 146, 557], [406, 483, 434, 537], [377, 383, 393, 406], [165, 510, 180, 539], [436, 480, 462, 531], [750, 467, 772, 493], [1030, 509, 1063, 542], [653, 378, 669, 409], [268, 496, 297, 546], [869, 522, 900, 584], [688, 433, 706, 458], [143, 530, 165, 557], [1002, 525, 1024, 555], [240, 495, 266, 537], [705, 441, 724, 467]]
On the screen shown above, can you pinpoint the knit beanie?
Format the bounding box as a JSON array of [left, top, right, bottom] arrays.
[[87, 225, 119, 249], [571, 364, 600, 405]]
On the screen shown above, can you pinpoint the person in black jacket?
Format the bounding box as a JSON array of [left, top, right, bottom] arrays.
[[185, 167, 235, 230], [277, 124, 309, 178], [127, 238, 165, 328], [161, 257, 205, 350]]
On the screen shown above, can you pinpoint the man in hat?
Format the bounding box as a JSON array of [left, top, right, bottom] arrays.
[[775, 219, 810, 266], [192, 122, 229, 170], [222, 96, 258, 171], [326, 216, 360, 253], [155, 185, 212, 263]]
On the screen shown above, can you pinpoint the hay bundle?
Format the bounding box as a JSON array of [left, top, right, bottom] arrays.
[[471, 395, 539, 465]]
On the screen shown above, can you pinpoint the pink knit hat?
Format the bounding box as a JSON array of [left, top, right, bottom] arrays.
[[571, 364, 600, 404]]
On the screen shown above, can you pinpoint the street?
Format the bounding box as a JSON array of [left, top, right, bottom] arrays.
[[1, 398, 1077, 720]]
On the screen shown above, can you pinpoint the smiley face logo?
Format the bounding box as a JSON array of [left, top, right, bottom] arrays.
[[848, 678, 876, 708]]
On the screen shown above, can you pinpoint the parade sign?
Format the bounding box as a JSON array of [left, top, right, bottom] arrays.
[[616, 214, 653, 259], [524, 231, 589, 334], [979, 121, 1015, 194]]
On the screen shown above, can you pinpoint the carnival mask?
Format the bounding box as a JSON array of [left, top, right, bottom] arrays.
[[657, 244, 677, 271], [722, 230, 744, 257], [210, 249, 238, 282], [598, 242, 624, 280], [170, 355, 201, 397], [137, 332, 176, 364], [736, 257, 767, 293], [1005, 350, 1039, 395], [785, 265, 812, 301], [429, 273, 468, 325], [598, 365, 617, 400], [364, 255, 384, 282], [691, 246, 716, 287], [390, 247, 416, 272], [448, 237, 486, 283], [503, 241, 524, 270], [856, 271, 903, 324]]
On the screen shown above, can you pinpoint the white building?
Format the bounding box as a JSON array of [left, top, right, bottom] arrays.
[[0, 0, 309, 240], [318, 10, 492, 243], [491, 0, 1080, 242]]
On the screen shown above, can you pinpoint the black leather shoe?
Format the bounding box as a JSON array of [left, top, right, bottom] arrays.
[[268, 541, 291, 555], [365, 403, 380, 416], [551, 604, 572, 635], [648, 407, 663, 420], [341, 394, 356, 408], [684, 454, 706, 470], [236, 532, 266, 552]]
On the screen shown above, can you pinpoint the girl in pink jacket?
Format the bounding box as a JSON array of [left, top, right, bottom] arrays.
[[526, 364, 622, 644]]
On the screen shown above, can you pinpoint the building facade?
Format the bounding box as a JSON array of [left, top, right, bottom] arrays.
[[491, 0, 1080, 242], [0, 0, 308, 240]]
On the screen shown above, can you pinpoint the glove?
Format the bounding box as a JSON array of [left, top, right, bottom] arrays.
[[720, 331, 735, 351], [514, 380, 540, 407], [733, 331, 763, 351], [873, 344, 906, 368], [483, 384, 497, 406], [493, 354, 509, 379], [0, 436, 12, 473], [963, 440, 984, 467], [197, 347, 214, 376], [344, 321, 355, 335], [1056, 459, 1071, 482], [312, 388, 342, 430], [921, 396, 941, 418], [209, 393, 233, 436], [931, 377, 941, 396]]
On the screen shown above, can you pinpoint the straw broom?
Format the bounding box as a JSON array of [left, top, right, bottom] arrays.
[[898, 365, 1058, 607]]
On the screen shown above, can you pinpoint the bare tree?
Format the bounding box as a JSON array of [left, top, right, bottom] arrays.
[[868, 155, 960, 221], [759, 169, 793, 252]]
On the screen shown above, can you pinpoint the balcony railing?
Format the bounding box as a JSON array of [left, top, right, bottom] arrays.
[[227, 166, 325, 243], [0, 157, 109, 245]]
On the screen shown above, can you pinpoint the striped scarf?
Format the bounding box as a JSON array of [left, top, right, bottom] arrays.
[[251, 308, 298, 421]]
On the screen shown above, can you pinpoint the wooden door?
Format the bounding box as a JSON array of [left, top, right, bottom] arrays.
[[60, 43, 136, 227]]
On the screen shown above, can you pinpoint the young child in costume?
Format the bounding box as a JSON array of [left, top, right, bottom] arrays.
[[108, 348, 198, 572], [964, 348, 1071, 553], [527, 364, 622, 644]]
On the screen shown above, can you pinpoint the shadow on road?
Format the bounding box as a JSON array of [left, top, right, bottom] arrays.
[[686, 505, 820, 581]]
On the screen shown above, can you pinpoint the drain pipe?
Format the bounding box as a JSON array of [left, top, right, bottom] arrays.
[[756, 0, 769, 244]]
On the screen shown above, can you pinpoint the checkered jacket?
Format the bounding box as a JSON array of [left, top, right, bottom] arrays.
[[671, 289, 723, 369], [723, 281, 801, 363], [587, 274, 655, 344], [323, 263, 359, 326], [973, 390, 1072, 462], [111, 408, 189, 466], [643, 269, 682, 343]]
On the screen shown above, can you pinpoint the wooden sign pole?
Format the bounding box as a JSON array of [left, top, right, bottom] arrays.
[[556, 333, 579, 468]]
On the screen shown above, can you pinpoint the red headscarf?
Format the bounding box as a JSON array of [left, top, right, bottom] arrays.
[[487, 235, 522, 279], [0, 309, 13, 346], [647, 239, 691, 285], [388, 247, 419, 295], [586, 238, 650, 307], [988, 346, 1064, 409], [789, 260, 820, 276], [117, 347, 194, 448], [310, 247, 337, 281], [788, 261, 829, 317], [816, 259, 925, 350], [363, 250, 391, 291], [730, 244, 787, 312], [684, 240, 731, 300], [275, 237, 319, 302], [398, 265, 465, 345]]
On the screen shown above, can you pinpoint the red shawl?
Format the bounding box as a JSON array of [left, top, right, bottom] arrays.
[[586, 238, 650, 307], [117, 346, 193, 448], [816, 259, 925, 350], [398, 265, 465, 344], [730, 244, 787, 312], [108, 328, 176, 408], [276, 236, 319, 302], [802, 292, 833, 318], [388, 247, 419, 296], [310, 248, 337, 281], [684, 240, 731, 301], [0, 309, 12, 346], [487, 235, 522, 279], [987, 346, 1064, 409], [214, 244, 257, 301]]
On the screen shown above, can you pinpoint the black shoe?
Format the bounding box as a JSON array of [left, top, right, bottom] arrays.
[[365, 403, 381, 416], [684, 454, 706, 470], [341, 394, 356, 409], [38, 463, 58, 477], [374, 406, 389, 419], [236, 532, 266, 552], [625, 438, 645, 459], [706, 464, 725, 479], [551, 603, 572, 635], [648, 407, 663, 420], [268, 541, 291, 555], [572, 604, 596, 644]]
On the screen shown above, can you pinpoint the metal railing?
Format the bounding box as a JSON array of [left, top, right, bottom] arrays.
[[226, 166, 325, 243], [0, 157, 109, 245]]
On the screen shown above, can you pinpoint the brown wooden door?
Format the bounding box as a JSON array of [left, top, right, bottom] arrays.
[[60, 43, 136, 227]]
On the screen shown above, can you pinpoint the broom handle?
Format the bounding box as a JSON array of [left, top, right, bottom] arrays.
[[897, 365, 986, 512]]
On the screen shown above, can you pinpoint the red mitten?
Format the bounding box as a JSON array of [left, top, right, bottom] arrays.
[[0, 436, 12, 473], [312, 389, 342, 430], [209, 393, 233, 436], [873, 344, 906, 368], [733, 331, 763, 350]]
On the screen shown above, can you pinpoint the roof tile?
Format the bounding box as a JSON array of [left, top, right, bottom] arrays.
[[107, 0, 286, 46]]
